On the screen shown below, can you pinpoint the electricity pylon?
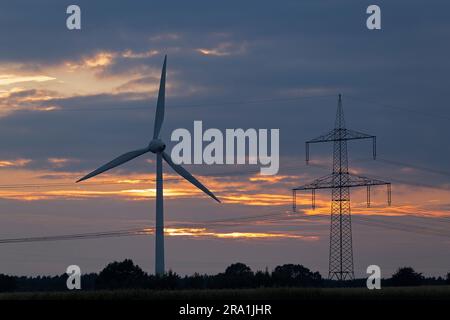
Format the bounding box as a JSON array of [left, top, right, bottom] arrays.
[[292, 94, 391, 281]]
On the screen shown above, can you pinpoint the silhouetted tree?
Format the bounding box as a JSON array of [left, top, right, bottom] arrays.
[[96, 259, 147, 290], [272, 264, 322, 287], [254, 269, 272, 287], [217, 263, 254, 288], [81, 273, 98, 290], [183, 273, 206, 289], [0, 274, 16, 292], [225, 263, 252, 276], [6, 260, 450, 292], [390, 267, 423, 286], [149, 270, 181, 289]]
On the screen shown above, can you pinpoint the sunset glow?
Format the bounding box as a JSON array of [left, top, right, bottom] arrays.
[[139, 227, 320, 241], [0, 166, 448, 220]]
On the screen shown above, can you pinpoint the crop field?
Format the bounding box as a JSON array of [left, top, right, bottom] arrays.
[[1, 286, 450, 300]]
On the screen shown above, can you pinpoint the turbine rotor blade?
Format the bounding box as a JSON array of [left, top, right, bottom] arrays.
[[153, 55, 167, 139], [162, 151, 220, 203], [77, 148, 150, 183]]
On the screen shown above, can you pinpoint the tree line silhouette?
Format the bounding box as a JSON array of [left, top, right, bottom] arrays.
[[0, 259, 449, 292]]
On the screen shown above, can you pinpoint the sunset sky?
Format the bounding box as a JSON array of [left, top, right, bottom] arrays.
[[0, 0, 449, 278]]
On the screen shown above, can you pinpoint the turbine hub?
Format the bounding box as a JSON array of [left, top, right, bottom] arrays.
[[148, 139, 166, 153]]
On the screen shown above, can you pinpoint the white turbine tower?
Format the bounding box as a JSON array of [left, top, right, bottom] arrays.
[[77, 55, 220, 275]]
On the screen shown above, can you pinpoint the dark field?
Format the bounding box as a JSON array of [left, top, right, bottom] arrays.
[[1, 286, 450, 300]]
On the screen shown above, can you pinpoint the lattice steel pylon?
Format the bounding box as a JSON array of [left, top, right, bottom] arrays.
[[292, 94, 391, 281]]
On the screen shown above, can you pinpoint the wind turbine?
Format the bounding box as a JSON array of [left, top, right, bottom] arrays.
[[76, 55, 220, 275]]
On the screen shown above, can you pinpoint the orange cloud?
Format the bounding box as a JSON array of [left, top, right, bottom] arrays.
[[0, 159, 31, 168], [0, 167, 449, 221], [140, 227, 319, 241], [48, 158, 78, 168], [196, 42, 247, 57], [0, 74, 55, 86], [122, 49, 159, 59], [65, 52, 115, 70]]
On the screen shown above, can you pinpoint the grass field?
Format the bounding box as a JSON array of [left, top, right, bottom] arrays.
[[1, 286, 450, 300]]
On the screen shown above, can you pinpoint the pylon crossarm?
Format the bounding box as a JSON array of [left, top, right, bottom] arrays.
[[306, 129, 377, 163], [293, 174, 334, 191], [307, 128, 374, 144], [293, 173, 389, 191], [343, 173, 390, 188]]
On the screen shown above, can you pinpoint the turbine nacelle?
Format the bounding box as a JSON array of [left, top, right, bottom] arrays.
[[148, 139, 166, 154]]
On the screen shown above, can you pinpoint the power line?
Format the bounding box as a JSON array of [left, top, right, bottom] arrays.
[[346, 95, 450, 122], [375, 157, 450, 178], [32, 93, 450, 123], [0, 161, 313, 190], [42, 94, 335, 113], [0, 178, 180, 190], [281, 213, 450, 238], [352, 215, 450, 239], [0, 211, 291, 245], [0, 155, 445, 190], [0, 229, 149, 244], [310, 160, 450, 192], [0, 209, 449, 245]]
